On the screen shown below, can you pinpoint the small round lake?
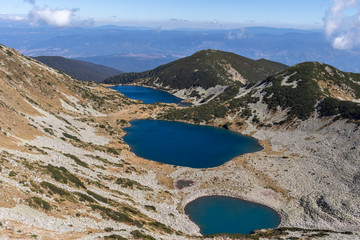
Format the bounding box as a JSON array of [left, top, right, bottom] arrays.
[[111, 85, 183, 104], [123, 120, 263, 168], [185, 196, 281, 235]]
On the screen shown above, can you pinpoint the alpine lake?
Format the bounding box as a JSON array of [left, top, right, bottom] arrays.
[[110, 85, 183, 104], [112, 85, 281, 235]]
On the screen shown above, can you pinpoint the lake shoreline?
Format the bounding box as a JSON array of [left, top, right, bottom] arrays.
[[123, 119, 263, 168], [180, 192, 283, 233], [184, 195, 281, 235], [106, 82, 193, 105], [109, 84, 189, 105]]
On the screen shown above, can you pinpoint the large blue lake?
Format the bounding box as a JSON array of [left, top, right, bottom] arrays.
[[123, 119, 263, 168], [111, 85, 183, 104], [185, 196, 281, 235]]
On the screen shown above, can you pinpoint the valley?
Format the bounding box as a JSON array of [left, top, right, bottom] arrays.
[[0, 44, 359, 240]]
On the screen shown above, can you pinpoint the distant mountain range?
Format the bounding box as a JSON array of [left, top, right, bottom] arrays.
[[34, 56, 122, 82], [1, 26, 360, 73], [76, 54, 178, 73]]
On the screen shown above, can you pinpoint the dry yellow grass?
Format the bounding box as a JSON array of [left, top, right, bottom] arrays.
[[318, 80, 358, 101]]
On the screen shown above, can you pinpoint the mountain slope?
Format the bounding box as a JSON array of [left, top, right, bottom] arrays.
[[77, 54, 178, 72], [0, 44, 198, 240], [159, 60, 360, 235], [1, 44, 360, 239], [104, 49, 287, 104], [260, 61, 360, 120], [34, 56, 122, 82], [163, 61, 360, 124]]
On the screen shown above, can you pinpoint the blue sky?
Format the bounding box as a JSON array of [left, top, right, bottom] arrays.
[[1, 0, 331, 29]]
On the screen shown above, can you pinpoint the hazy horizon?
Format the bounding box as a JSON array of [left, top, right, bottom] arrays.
[[2, 0, 328, 29]]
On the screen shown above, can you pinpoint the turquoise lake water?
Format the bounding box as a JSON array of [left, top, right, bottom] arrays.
[[111, 85, 183, 104], [185, 196, 281, 235], [123, 119, 263, 168]]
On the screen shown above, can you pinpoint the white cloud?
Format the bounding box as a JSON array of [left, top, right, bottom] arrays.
[[6, 1, 89, 28], [324, 0, 360, 50], [28, 6, 77, 27], [8, 16, 26, 21], [325, 18, 340, 37], [331, 0, 357, 14], [332, 34, 353, 49], [15, 0, 82, 27]]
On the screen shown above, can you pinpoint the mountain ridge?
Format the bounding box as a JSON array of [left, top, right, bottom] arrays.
[[110, 52, 359, 124], [77, 54, 179, 73], [259, 61, 360, 121], [104, 49, 288, 104], [34, 56, 122, 82], [104, 50, 360, 123]]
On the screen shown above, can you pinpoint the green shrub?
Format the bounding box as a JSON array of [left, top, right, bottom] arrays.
[[162, 102, 228, 123], [119, 119, 128, 125], [6, 49, 13, 56], [148, 221, 173, 234], [319, 98, 360, 120], [104, 227, 114, 232], [45, 164, 86, 188], [262, 75, 321, 120], [74, 192, 96, 203], [85, 154, 111, 164], [27, 197, 52, 211], [62, 133, 81, 142], [115, 178, 152, 191], [104, 234, 126, 240], [63, 153, 89, 168], [130, 230, 156, 240], [44, 128, 54, 135], [86, 190, 108, 203], [90, 205, 133, 224], [107, 147, 121, 155], [40, 181, 70, 196], [144, 205, 156, 212]]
